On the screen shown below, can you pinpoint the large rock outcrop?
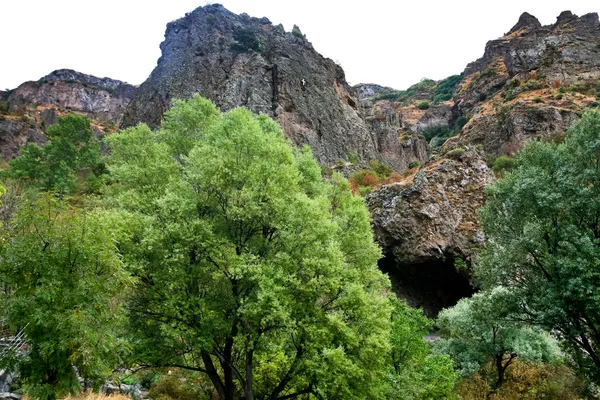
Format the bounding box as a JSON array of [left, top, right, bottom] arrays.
[[121, 4, 426, 170], [0, 70, 136, 160]]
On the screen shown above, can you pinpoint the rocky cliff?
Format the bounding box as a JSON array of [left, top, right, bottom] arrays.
[[0, 70, 136, 160], [121, 4, 426, 170], [366, 11, 600, 312]]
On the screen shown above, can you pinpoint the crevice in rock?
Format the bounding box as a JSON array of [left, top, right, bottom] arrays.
[[379, 252, 475, 318]]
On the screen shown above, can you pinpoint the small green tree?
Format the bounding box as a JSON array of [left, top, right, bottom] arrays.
[[477, 111, 600, 381], [389, 297, 458, 399], [105, 95, 393, 399], [9, 114, 103, 194], [434, 288, 560, 389], [0, 196, 130, 400]]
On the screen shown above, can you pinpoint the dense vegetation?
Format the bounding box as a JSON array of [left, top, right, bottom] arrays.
[[0, 97, 456, 400], [3, 95, 600, 399]]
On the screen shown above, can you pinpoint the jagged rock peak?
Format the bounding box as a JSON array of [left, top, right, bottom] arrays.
[[121, 3, 430, 170], [507, 12, 541, 35], [42, 69, 134, 91]]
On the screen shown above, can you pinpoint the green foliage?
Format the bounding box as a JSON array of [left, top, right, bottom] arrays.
[[8, 114, 103, 194], [417, 101, 430, 110], [447, 147, 465, 159], [533, 96, 544, 103], [0, 196, 129, 399], [231, 27, 260, 52], [432, 74, 463, 103], [491, 155, 515, 177], [347, 149, 359, 164], [389, 297, 458, 399], [105, 96, 398, 399], [434, 288, 561, 388], [477, 111, 600, 381], [408, 161, 420, 169], [291, 25, 304, 38], [368, 159, 393, 178], [0, 102, 8, 112]]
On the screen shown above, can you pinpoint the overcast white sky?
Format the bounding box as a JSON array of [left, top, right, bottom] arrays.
[[1, 1, 599, 91]]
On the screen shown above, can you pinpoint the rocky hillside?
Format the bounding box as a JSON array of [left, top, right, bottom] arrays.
[[121, 4, 426, 171], [0, 69, 136, 160], [367, 11, 600, 312]]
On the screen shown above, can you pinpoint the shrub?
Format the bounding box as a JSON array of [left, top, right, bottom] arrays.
[[350, 169, 378, 187], [231, 27, 260, 52], [347, 149, 359, 164], [368, 160, 393, 178], [417, 101, 430, 110], [408, 161, 420, 169], [533, 96, 543, 103], [432, 74, 463, 103], [447, 147, 465, 159], [0, 102, 8, 112], [589, 101, 600, 108], [478, 92, 487, 102], [491, 155, 515, 176], [291, 25, 304, 38], [454, 115, 469, 131]]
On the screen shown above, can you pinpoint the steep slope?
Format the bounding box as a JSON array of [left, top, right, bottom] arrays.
[[0, 70, 136, 160], [367, 11, 600, 313], [121, 4, 426, 170]]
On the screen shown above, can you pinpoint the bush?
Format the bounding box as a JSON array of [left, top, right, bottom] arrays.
[[478, 92, 487, 102], [408, 161, 420, 169], [432, 74, 463, 103], [533, 97, 544, 103], [447, 147, 465, 159], [491, 155, 515, 176], [347, 149, 359, 164], [454, 115, 469, 131], [350, 169, 378, 187], [0, 102, 8, 113], [231, 27, 260, 52], [417, 101, 430, 110], [368, 160, 393, 178]]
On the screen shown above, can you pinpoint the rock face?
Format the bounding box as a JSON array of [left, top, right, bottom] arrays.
[[8, 70, 136, 125], [367, 11, 600, 277], [121, 5, 426, 170], [368, 147, 495, 265], [0, 70, 136, 160]]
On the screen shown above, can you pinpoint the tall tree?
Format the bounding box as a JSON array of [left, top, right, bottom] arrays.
[[0, 196, 130, 400], [477, 111, 600, 381], [8, 114, 103, 194], [105, 95, 393, 399]]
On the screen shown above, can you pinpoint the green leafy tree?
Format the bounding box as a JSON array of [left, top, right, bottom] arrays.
[[434, 288, 560, 389], [104, 95, 433, 399], [389, 297, 458, 399], [8, 114, 103, 194], [0, 196, 130, 400], [477, 111, 600, 380], [107, 97, 391, 399]]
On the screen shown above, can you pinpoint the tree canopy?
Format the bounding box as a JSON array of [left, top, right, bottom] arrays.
[[477, 111, 600, 381], [8, 114, 103, 194], [102, 95, 455, 399], [0, 195, 129, 400]]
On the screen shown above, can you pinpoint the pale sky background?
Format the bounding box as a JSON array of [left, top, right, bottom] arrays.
[[1, 1, 599, 91]]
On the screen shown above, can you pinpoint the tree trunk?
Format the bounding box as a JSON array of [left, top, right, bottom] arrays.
[[245, 349, 254, 400], [494, 354, 505, 389]]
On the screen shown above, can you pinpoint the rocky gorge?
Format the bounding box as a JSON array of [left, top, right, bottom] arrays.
[[1, 5, 599, 316]]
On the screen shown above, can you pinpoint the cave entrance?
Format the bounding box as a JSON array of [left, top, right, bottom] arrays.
[[379, 252, 475, 318]]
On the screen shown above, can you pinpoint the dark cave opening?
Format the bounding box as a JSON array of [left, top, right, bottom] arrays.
[[379, 252, 475, 318]]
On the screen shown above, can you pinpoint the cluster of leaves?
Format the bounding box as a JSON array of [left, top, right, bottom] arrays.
[[6, 114, 104, 194], [491, 155, 515, 177], [371, 75, 462, 105]]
